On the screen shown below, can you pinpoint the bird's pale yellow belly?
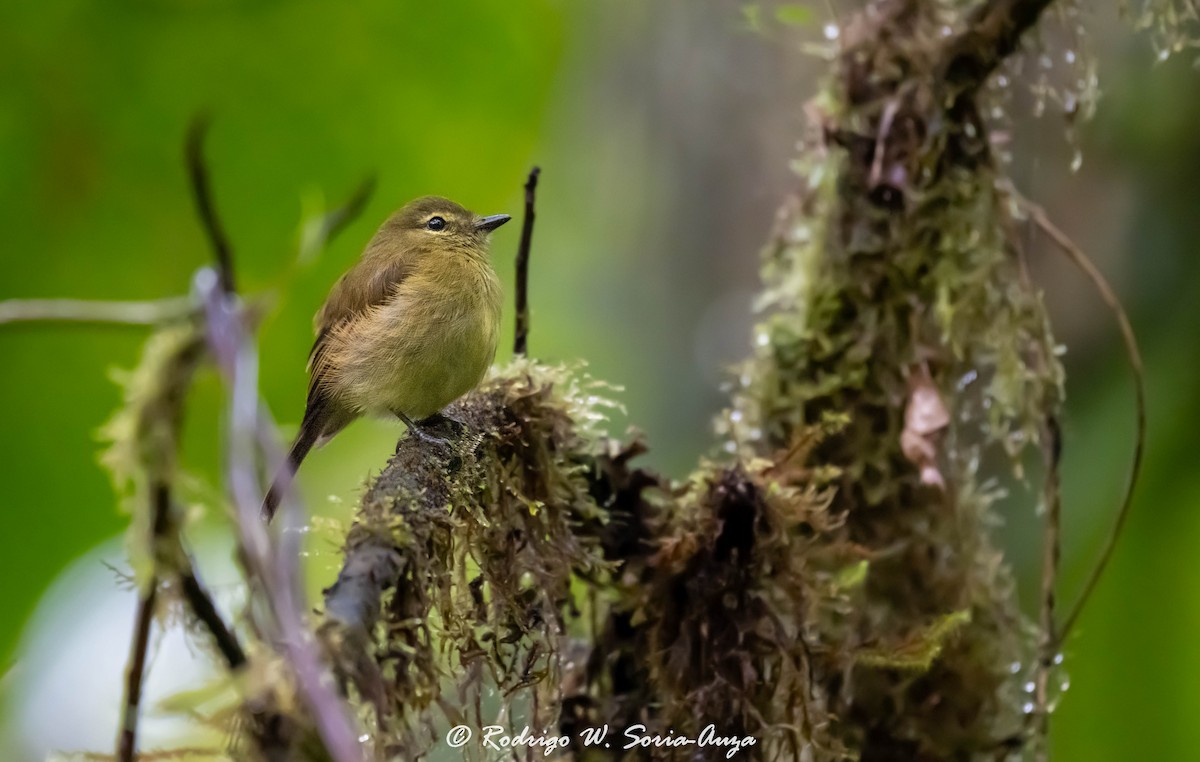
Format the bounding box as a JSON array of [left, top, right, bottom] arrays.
[[325, 261, 501, 421]]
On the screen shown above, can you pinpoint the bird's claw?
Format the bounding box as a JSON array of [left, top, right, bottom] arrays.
[[409, 425, 451, 446], [396, 410, 453, 447]]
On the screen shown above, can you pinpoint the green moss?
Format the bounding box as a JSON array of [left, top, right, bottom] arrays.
[[316, 360, 622, 754], [97, 318, 205, 582], [715, 1, 1065, 756]]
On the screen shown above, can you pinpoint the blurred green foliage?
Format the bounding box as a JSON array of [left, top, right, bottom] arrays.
[[1047, 51, 1200, 760]]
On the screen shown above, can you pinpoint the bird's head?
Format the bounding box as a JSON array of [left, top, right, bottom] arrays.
[[381, 196, 511, 256]]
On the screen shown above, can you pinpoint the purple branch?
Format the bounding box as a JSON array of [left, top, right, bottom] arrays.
[[196, 269, 365, 762]]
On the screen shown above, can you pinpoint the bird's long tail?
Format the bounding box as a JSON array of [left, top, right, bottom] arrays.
[[262, 404, 325, 522]]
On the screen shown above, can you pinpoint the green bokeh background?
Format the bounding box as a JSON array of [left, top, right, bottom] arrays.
[[0, 1, 1195, 759]]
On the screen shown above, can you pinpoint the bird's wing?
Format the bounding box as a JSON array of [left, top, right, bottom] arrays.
[[306, 252, 415, 406]]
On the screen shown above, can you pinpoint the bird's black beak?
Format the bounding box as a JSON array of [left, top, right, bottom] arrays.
[[475, 214, 511, 233]]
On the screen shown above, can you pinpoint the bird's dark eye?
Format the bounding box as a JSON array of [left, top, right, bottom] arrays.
[[426, 216, 446, 231]]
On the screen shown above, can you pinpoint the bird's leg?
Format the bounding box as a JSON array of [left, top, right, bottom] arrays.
[[396, 410, 451, 446]]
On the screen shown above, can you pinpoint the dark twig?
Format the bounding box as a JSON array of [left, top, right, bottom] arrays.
[[939, 0, 1056, 95], [186, 115, 236, 294], [513, 166, 541, 356], [117, 509, 248, 758], [1023, 202, 1147, 643], [114, 333, 205, 762], [116, 577, 158, 762], [297, 176, 377, 266], [323, 175, 376, 244], [178, 571, 247, 669]]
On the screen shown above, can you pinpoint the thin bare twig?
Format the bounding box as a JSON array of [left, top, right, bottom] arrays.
[[1006, 204, 1064, 754], [298, 176, 377, 265], [117, 576, 158, 762], [114, 552, 236, 760], [513, 166, 541, 356], [1033, 415, 1062, 757], [322, 175, 376, 245], [178, 570, 246, 669], [0, 296, 195, 326], [186, 115, 236, 294], [1022, 201, 1147, 643]]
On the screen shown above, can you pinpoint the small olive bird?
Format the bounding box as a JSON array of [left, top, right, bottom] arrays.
[[262, 196, 509, 520]]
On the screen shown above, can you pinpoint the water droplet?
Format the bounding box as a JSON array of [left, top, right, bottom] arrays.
[[724, 441, 737, 454], [1009, 661, 1022, 674], [939, 25, 953, 37], [823, 23, 839, 40], [1070, 150, 1083, 172], [748, 428, 763, 441], [1039, 54, 1053, 69], [1023, 701, 1036, 714], [731, 409, 744, 423], [756, 331, 770, 347], [1053, 653, 1064, 666], [957, 370, 979, 391], [1064, 50, 1077, 64], [1158, 48, 1170, 62], [359, 733, 371, 743], [1024, 681, 1036, 693]]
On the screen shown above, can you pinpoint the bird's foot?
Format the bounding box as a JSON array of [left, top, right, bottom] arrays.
[[421, 411, 467, 434], [397, 411, 452, 447]]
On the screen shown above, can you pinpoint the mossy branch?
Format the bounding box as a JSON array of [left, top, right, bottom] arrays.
[[941, 0, 1056, 93]]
